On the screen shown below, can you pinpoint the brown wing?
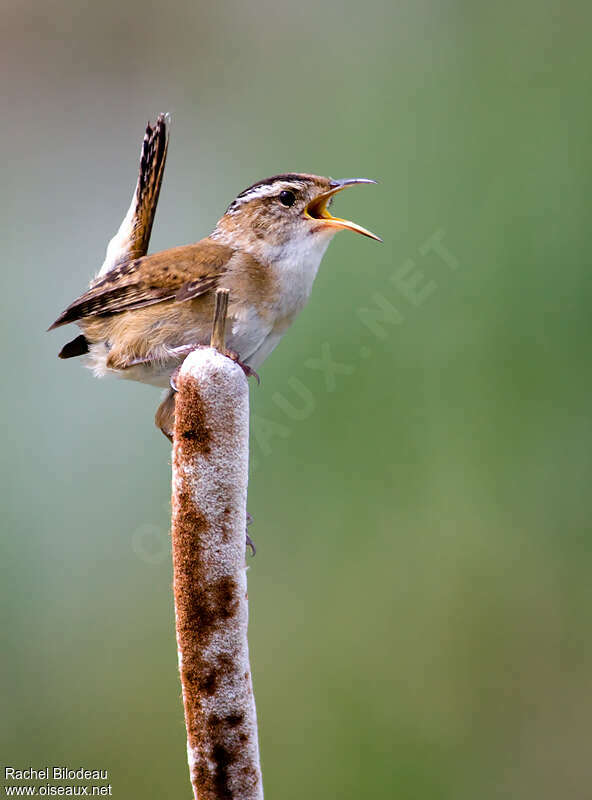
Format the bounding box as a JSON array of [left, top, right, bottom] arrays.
[[49, 240, 234, 330]]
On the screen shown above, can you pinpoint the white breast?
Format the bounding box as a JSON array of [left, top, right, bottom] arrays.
[[263, 233, 333, 318], [211, 231, 335, 370]]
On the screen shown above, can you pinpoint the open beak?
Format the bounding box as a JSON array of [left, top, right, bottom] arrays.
[[304, 178, 382, 242]]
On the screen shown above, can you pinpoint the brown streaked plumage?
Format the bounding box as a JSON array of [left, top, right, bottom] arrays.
[[50, 114, 381, 439], [50, 241, 233, 328]]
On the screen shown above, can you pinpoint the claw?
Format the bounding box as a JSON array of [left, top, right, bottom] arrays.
[[240, 362, 261, 385], [246, 532, 256, 557], [224, 349, 260, 384], [170, 366, 181, 392], [246, 512, 256, 556]]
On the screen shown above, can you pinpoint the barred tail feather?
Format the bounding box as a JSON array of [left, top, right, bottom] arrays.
[[95, 112, 170, 281]]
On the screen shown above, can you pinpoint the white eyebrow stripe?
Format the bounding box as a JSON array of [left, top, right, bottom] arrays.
[[227, 181, 305, 213]]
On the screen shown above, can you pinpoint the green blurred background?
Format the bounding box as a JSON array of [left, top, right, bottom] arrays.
[[2, 1, 592, 797]]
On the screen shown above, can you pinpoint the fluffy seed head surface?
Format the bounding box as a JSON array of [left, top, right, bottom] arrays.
[[171, 348, 263, 800]]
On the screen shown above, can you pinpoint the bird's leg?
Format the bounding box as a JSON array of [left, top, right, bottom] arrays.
[[107, 342, 202, 373]]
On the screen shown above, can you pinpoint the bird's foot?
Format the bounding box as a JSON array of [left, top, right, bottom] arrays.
[[168, 345, 259, 389], [224, 349, 260, 384]]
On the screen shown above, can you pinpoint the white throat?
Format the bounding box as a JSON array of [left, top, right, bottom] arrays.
[[214, 224, 336, 316], [261, 233, 334, 313]]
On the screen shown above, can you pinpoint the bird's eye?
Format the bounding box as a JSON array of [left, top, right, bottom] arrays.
[[279, 190, 296, 207]]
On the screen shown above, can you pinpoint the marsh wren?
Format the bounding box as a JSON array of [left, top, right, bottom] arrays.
[[50, 115, 381, 439]]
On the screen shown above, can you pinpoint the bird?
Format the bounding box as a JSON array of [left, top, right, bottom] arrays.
[[49, 115, 381, 440]]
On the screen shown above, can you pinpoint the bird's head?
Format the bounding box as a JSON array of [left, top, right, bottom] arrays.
[[212, 173, 381, 259]]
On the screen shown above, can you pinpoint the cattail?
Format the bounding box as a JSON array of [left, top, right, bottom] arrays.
[[171, 290, 263, 799]]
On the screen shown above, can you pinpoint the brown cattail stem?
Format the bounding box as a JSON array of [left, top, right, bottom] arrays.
[[171, 293, 263, 799], [210, 287, 229, 352]]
